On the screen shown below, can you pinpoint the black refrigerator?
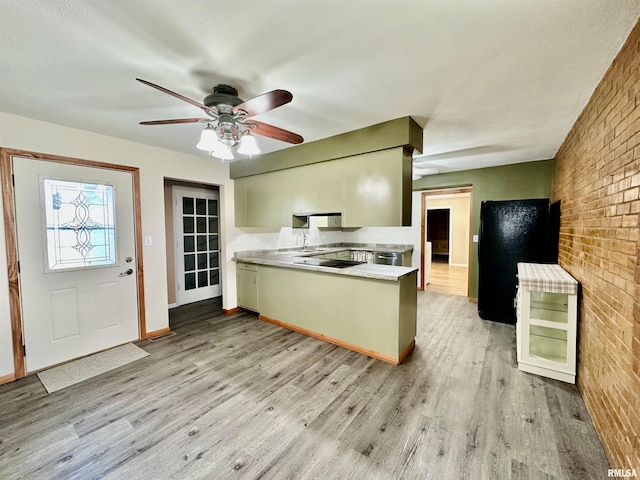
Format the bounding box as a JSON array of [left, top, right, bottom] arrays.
[[478, 198, 559, 324]]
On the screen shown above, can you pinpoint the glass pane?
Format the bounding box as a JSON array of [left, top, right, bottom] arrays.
[[184, 254, 195, 272], [196, 217, 207, 233], [197, 235, 207, 251], [182, 197, 194, 215], [208, 217, 218, 234], [196, 198, 206, 215], [529, 325, 567, 363], [208, 199, 218, 216], [209, 269, 219, 286], [209, 235, 218, 251], [198, 270, 208, 287], [185, 272, 196, 290], [197, 253, 207, 269], [42, 178, 117, 271], [183, 217, 194, 234], [184, 235, 195, 253], [209, 252, 219, 268], [529, 291, 568, 324]]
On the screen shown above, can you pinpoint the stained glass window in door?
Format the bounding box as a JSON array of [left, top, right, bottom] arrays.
[[42, 178, 117, 271]]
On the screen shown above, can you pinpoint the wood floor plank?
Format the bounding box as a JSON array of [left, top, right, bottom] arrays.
[[0, 294, 610, 479], [426, 262, 468, 296]]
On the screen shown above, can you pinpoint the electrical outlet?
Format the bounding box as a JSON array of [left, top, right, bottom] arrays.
[[473, 235, 479, 243]]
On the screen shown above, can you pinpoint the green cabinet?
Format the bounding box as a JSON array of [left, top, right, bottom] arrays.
[[257, 264, 417, 364], [237, 262, 258, 311], [232, 116, 422, 228], [234, 147, 413, 227]]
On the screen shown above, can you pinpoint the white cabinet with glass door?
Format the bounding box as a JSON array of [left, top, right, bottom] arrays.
[[516, 263, 578, 384]]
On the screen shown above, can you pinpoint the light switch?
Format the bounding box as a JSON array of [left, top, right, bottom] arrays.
[[473, 235, 479, 243], [144, 236, 153, 246]]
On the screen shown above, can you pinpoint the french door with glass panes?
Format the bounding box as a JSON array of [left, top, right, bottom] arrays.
[[174, 186, 221, 305]]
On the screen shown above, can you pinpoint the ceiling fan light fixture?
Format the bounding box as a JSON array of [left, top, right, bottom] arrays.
[[136, 78, 303, 158], [237, 132, 261, 156], [196, 125, 218, 152], [211, 141, 234, 161], [216, 114, 239, 146]]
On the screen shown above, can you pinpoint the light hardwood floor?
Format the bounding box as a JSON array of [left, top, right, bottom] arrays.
[[0, 292, 609, 479], [426, 261, 469, 296]]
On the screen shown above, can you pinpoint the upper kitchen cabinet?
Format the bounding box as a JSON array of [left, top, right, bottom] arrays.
[[232, 117, 422, 228]]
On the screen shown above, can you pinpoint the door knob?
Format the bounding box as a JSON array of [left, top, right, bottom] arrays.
[[119, 268, 134, 277]]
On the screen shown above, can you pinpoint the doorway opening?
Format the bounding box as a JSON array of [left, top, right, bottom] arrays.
[[164, 179, 222, 325], [426, 208, 450, 264], [420, 187, 472, 297]]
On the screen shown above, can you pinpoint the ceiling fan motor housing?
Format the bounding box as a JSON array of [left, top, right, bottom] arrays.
[[204, 84, 243, 109]]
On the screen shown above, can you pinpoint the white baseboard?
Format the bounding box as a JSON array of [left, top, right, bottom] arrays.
[[168, 303, 177, 309], [449, 263, 468, 267]]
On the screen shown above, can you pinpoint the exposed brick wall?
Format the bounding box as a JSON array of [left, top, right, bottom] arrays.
[[553, 20, 640, 469]]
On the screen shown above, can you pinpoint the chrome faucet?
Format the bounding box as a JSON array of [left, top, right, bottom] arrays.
[[301, 230, 308, 250]]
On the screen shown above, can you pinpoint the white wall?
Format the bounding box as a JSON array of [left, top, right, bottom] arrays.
[[231, 224, 343, 253], [341, 192, 423, 271], [0, 112, 242, 377]]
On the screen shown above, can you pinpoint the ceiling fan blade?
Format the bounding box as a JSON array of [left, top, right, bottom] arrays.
[[249, 120, 303, 144], [136, 78, 214, 112], [139, 118, 210, 126], [234, 90, 293, 118]]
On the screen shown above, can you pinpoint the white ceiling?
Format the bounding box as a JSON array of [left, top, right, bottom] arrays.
[[1, 1, 638, 174]]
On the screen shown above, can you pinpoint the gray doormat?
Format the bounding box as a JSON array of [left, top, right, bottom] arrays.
[[37, 343, 149, 394]]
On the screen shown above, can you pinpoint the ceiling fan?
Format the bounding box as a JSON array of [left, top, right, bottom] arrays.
[[136, 78, 303, 160]]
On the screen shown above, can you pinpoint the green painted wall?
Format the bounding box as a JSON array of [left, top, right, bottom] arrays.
[[414, 159, 554, 298]]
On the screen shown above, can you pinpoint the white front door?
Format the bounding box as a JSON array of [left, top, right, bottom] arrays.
[[173, 186, 221, 305], [12, 157, 139, 372]]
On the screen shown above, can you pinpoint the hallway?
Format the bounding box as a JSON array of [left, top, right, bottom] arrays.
[[426, 260, 468, 297]]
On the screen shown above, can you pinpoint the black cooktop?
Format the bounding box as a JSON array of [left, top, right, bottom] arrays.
[[293, 258, 364, 269]]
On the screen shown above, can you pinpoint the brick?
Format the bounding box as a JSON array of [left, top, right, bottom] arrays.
[[622, 214, 639, 227], [624, 187, 639, 202], [553, 18, 640, 470]]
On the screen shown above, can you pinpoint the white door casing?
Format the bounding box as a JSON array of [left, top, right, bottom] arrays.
[[173, 186, 221, 306], [12, 157, 139, 372]]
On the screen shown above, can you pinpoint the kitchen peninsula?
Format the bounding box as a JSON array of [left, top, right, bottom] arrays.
[[233, 244, 417, 365]]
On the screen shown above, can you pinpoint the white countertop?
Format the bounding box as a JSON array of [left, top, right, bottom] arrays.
[[233, 245, 417, 282]]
